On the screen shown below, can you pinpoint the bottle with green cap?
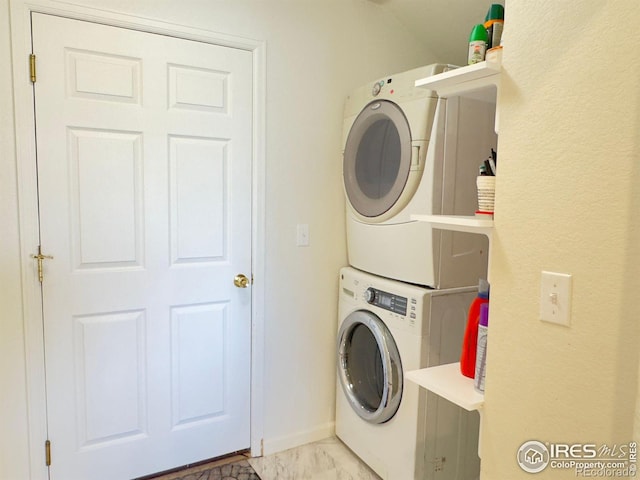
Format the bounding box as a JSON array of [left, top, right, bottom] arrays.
[[484, 3, 505, 50], [468, 24, 488, 65]]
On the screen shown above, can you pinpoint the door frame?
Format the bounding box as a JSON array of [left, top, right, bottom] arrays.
[[9, 1, 266, 478]]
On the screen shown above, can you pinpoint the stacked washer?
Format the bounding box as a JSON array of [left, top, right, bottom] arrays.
[[335, 64, 497, 479]]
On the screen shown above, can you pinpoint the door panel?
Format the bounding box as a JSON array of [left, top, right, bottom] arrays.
[[70, 128, 143, 268], [31, 12, 253, 480], [169, 136, 227, 262], [75, 310, 147, 447]]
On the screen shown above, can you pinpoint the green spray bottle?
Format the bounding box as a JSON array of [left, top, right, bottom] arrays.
[[484, 4, 505, 50], [468, 24, 488, 65]]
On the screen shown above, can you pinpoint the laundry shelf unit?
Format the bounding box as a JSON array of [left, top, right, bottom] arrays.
[[408, 55, 502, 466], [414, 49, 501, 101], [410, 214, 493, 238], [405, 217, 492, 414], [405, 361, 487, 463], [405, 362, 483, 411], [406, 214, 492, 460], [415, 49, 501, 131], [410, 52, 501, 239]]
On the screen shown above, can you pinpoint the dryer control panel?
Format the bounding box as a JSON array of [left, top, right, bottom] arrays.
[[364, 287, 407, 316]]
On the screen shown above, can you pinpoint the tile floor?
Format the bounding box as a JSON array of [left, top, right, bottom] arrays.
[[151, 437, 379, 480], [249, 437, 380, 480]]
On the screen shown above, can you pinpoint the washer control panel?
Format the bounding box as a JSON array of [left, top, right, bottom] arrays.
[[364, 287, 407, 316]]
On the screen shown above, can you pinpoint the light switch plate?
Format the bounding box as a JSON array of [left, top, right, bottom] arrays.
[[540, 271, 572, 326]]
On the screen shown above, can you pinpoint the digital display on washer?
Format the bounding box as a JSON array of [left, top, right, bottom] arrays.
[[371, 288, 407, 316]]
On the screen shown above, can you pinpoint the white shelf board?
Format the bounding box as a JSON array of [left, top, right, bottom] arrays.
[[406, 362, 484, 411], [415, 56, 501, 101], [411, 214, 493, 237]]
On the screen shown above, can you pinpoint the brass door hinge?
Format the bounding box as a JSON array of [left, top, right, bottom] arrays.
[[31, 246, 53, 283], [45, 439, 51, 466], [29, 54, 36, 83]]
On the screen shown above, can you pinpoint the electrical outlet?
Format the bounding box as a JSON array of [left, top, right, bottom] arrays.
[[539, 271, 572, 326]]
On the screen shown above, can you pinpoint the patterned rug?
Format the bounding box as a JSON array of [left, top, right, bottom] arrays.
[[171, 459, 260, 480], [149, 457, 261, 480]]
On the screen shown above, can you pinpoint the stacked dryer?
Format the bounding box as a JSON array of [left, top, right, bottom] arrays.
[[336, 64, 497, 479]]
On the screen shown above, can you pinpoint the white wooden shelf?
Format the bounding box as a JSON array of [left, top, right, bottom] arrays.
[[410, 54, 501, 468], [415, 49, 501, 101], [406, 362, 484, 411], [411, 214, 493, 238]]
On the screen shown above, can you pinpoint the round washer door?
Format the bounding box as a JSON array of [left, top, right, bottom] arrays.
[[343, 100, 412, 219], [337, 309, 403, 424]]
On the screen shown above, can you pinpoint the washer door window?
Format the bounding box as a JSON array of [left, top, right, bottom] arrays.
[[337, 310, 403, 424], [343, 100, 412, 218]]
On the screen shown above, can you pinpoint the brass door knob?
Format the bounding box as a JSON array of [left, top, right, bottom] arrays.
[[234, 273, 250, 288]]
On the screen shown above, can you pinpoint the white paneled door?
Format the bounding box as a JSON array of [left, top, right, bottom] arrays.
[[31, 13, 253, 480]]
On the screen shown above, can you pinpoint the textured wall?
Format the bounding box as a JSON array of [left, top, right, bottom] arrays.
[[0, 1, 30, 478], [483, 1, 640, 478], [0, 1, 439, 477]]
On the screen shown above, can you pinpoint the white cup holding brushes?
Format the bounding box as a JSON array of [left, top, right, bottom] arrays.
[[476, 175, 496, 214]]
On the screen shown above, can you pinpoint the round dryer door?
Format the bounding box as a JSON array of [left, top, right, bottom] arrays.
[[343, 100, 412, 218], [337, 310, 403, 424]]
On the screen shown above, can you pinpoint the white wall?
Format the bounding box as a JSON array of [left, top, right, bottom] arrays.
[[0, 2, 31, 479], [0, 0, 439, 476], [483, 1, 640, 478]]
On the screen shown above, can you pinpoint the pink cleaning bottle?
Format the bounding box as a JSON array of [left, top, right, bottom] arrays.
[[460, 279, 490, 378]]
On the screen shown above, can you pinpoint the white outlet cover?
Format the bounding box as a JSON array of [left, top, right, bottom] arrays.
[[540, 271, 572, 326]]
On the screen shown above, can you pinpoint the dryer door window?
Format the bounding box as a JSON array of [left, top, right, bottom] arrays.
[[343, 100, 412, 218], [337, 310, 403, 424]]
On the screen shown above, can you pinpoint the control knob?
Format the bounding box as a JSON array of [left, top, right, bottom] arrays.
[[364, 288, 376, 304]]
